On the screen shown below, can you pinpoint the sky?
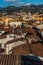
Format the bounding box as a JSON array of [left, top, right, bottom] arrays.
[[0, 0, 43, 7]]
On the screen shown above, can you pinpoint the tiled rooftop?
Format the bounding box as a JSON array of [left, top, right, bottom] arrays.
[[10, 43, 43, 57], [0, 25, 43, 57]]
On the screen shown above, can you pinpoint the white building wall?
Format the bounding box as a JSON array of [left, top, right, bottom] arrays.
[[1, 43, 5, 49], [9, 22, 22, 27]]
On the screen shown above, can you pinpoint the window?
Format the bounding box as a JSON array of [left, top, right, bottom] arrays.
[[0, 44, 2, 48]]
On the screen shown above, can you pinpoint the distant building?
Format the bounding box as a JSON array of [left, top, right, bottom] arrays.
[[9, 21, 22, 27]]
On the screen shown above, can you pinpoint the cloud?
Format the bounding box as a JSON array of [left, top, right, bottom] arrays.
[[17, 1, 24, 5], [26, 3, 31, 5], [4, 0, 16, 2], [10, 1, 24, 6], [4, 0, 24, 6]]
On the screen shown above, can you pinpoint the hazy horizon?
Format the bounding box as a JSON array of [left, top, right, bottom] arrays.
[[0, 0, 43, 7], [0, 4, 43, 8]]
